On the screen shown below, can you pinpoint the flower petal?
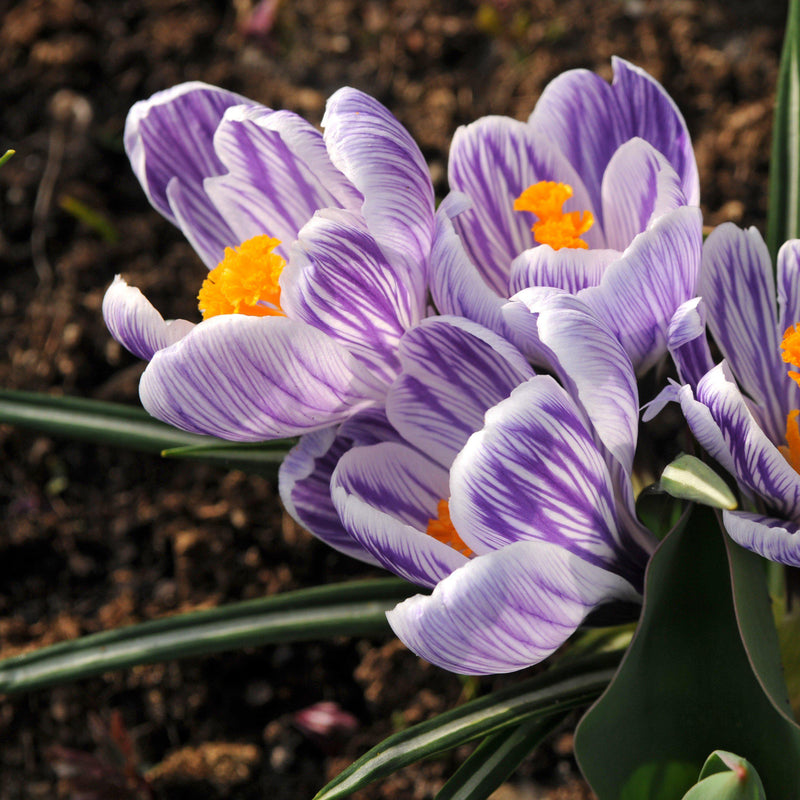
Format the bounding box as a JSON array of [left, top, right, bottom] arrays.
[[530, 57, 698, 218], [448, 116, 595, 294], [387, 540, 640, 674], [322, 88, 435, 284], [693, 365, 800, 518], [430, 203, 542, 358], [125, 82, 247, 265], [600, 138, 687, 251], [282, 209, 420, 383], [509, 245, 620, 295], [722, 510, 800, 567], [581, 205, 702, 373], [332, 442, 468, 586], [531, 293, 640, 477], [386, 317, 534, 467], [278, 410, 398, 565], [665, 298, 716, 387], [139, 315, 385, 441], [205, 105, 363, 258], [450, 377, 645, 582], [102, 275, 195, 360], [700, 224, 787, 442]]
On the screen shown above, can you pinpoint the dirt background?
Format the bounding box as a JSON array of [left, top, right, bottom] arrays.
[[0, 0, 789, 797]]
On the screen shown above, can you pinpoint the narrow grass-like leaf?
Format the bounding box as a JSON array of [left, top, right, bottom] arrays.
[[434, 713, 566, 800], [0, 579, 414, 696], [767, 0, 800, 258], [0, 390, 294, 465], [313, 652, 620, 800], [0, 149, 15, 167]]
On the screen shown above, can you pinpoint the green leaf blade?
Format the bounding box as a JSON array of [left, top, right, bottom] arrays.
[[0, 579, 414, 695], [434, 714, 565, 800], [574, 507, 800, 800], [314, 653, 620, 800], [767, 0, 800, 258]]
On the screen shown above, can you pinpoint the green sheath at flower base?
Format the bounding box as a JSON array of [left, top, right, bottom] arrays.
[[659, 454, 737, 510]]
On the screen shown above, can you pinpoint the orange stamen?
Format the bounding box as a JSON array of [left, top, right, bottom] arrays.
[[198, 235, 286, 320], [514, 180, 593, 250], [782, 323, 800, 389], [426, 499, 474, 557], [780, 409, 800, 473]]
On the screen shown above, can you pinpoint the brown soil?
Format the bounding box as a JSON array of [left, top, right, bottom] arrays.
[[0, 0, 787, 798]]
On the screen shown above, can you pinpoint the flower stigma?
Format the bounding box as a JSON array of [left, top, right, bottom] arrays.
[[198, 235, 286, 319], [514, 181, 593, 250], [779, 324, 800, 470], [426, 499, 474, 557]]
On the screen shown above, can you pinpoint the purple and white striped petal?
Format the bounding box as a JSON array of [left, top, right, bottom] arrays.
[[332, 442, 469, 586], [581, 205, 702, 374], [103, 276, 195, 361], [722, 510, 800, 567], [430, 204, 542, 358], [125, 82, 247, 222], [665, 298, 716, 388], [139, 315, 385, 441], [509, 245, 620, 295], [530, 293, 640, 477], [777, 239, 800, 335], [700, 224, 787, 442], [692, 365, 800, 519], [322, 88, 435, 285], [278, 426, 381, 565], [278, 408, 399, 565], [530, 58, 698, 219], [205, 105, 363, 259], [125, 83, 249, 266], [448, 116, 596, 295], [600, 138, 687, 251], [386, 316, 534, 468], [449, 377, 636, 576], [387, 540, 640, 674], [282, 209, 418, 383]]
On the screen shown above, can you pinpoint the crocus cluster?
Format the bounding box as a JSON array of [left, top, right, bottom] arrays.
[[108, 58, 786, 675]]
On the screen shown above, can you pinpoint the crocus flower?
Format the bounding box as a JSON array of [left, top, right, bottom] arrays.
[[432, 57, 702, 374], [103, 82, 436, 440], [318, 297, 653, 674], [652, 224, 800, 566]]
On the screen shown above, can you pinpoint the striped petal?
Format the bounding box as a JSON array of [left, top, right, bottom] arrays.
[[125, 82, 246, 266], [448, 116, 595, 295], [600, 138, 687, 251], [102, 275, 195, 361], [205, 105, 362, 259], [430, 203, 542, 358], [322, 88, 435, 287], [722, 510, 800, 567], [282, 209, 418, 383], [700, 224, 787, 442], [665, 298, 716, 388], [449, 377, 637, 578], [278, 408, 398, 565], [387, 540, 640, 674], [530, 57, 698, 218], [386, 317, 534, 467], [693, 365, 800, 519], [509, 245, 620, 295], [139, 315, 385, 441], [331, 442, 469, 586], [581, 205, 702, 374], [531, 294, 640, 477]]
